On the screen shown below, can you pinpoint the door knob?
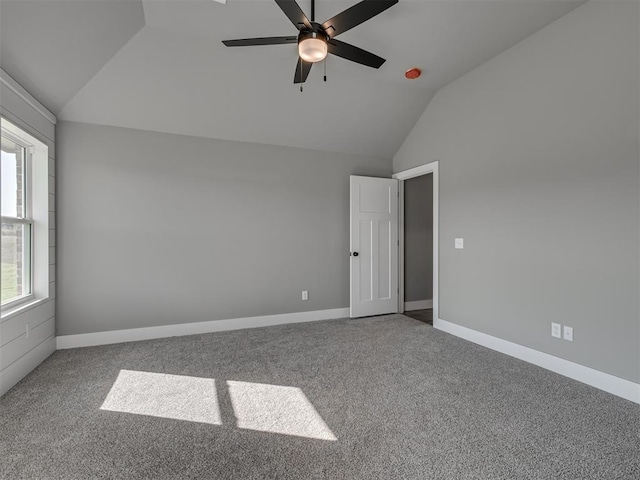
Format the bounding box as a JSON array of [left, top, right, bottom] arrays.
[[351, 252, 359, 257]]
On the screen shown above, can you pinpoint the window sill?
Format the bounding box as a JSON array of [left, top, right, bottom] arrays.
[[1, 297, 50, 322]]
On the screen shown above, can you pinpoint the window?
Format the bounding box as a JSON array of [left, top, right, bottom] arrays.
[[1, 118, 48, 313], [1, 133, 33, 306]]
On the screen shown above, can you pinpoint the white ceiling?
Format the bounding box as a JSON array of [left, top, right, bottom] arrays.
[[0, 0, 584, 157]]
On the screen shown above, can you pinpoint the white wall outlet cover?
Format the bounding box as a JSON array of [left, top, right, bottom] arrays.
[[551, 323, 562, 338], [563, 326, 573, 342], [455, 238, 464, 249], [301, 290, 308, 301]]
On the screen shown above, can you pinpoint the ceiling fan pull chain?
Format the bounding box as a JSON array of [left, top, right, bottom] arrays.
[[299, 60, 303, 92], [324, 57, 327, 82]]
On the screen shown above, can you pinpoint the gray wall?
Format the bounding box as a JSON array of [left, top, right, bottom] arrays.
[[0, 72, 56, 396], [393, 1, 639, 382], [404, 174, 433, 303], [56, 121, 390, 336]]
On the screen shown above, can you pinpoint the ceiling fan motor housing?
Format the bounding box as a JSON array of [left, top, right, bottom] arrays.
[[298, 28, 327, 43]]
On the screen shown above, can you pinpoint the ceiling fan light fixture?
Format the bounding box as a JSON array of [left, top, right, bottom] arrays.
[[222, 0, 399, 83], [299, 33, 327, 63]]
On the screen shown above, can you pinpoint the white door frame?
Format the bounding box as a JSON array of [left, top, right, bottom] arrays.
[[392, 161, 439, 322]]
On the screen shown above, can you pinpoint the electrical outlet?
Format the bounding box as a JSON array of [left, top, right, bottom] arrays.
[[26, 324, 30, 339], [551, 323, 561, 339], [563, 326, 573, 342], [301, 290, 308, 301], [455, 238, 464, 249]]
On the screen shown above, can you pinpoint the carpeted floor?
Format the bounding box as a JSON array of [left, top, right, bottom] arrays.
[[403, 309, 433, 325], [1, 314, 638, 479]]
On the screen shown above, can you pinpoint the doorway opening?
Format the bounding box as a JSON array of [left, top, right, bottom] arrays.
[[402, 173, 433, 324], [393, 161, 439, 324]]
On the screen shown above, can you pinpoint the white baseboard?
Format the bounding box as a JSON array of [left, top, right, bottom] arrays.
[[404, 299, 433, 311], [56, 308, 350, 350], [0, 335, 56, 396], [434, 318, 640, 404]]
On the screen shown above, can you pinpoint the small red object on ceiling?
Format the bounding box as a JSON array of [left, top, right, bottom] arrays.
[[405, 67, 422, 80]]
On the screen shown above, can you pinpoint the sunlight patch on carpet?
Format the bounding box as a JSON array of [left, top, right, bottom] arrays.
[[100, 370, 221, 425], [227, 380, 337, 441]]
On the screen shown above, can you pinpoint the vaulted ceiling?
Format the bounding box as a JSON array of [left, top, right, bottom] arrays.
[[0, 0, 583, 157]]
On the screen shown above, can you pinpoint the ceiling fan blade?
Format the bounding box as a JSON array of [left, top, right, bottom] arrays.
[[275, 0, 312, 31], [222, 36, 298, 47], [327, 39, 385, 68], [321, 0, 398, 38], [294, 57, 312, 84]]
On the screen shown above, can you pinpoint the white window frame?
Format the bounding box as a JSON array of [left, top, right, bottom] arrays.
[[1, 118, 49, 316]]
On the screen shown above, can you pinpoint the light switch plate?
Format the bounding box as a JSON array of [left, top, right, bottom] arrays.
[[551, 323, 562, 338], [455, 238, 464, 249]]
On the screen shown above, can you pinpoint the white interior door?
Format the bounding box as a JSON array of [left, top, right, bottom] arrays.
[[350, 176, 399, 318]]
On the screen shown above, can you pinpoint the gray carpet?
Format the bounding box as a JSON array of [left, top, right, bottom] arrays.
[[1, 314, 638, 479], [403, 309, 433, 325]]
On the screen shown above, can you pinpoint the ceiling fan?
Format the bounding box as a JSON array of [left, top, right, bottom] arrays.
[[222, 0, 398, 85]]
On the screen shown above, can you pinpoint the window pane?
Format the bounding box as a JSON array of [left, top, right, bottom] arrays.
[[1, 135, 26, 218], [1, 223, 31, 304]]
